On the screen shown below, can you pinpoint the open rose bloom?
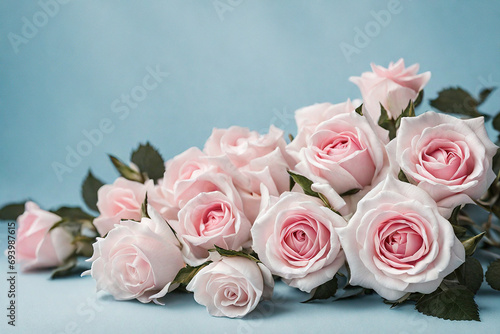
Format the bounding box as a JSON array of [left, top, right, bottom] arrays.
[[175, 191, 252, 266], [252, 190, 346, 292], [12, 59, 499, 321], [286, 100, 390, 214], [338, 177, 465, 300], [390, 111, 497, 217], [83, 206, 184, 304]]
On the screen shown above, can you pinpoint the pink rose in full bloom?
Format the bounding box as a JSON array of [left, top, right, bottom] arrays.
[[176, 191, 252, 266], [204, 125, 292, 222], [83, 206, 184, 304], [391, 111, 497, 217], [93, 177, 148, 236], [350, 59, 431, 120], [186, 253, 274, 318], [251, 191, 346, 293], [337, 176, 465, 300], [16, 202, 74, 271], [287, 104, 389, 214], [148, 147, 243, 222]]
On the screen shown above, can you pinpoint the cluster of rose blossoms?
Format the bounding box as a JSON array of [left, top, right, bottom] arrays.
[[14, 59, 498, 318]]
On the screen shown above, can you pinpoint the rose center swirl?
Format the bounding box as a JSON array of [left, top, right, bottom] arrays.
[[279, 214, 330, 264], [376, 219, 428, 268]]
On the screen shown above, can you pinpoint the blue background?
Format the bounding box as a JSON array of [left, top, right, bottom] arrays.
[[1, 1, 499, 333]]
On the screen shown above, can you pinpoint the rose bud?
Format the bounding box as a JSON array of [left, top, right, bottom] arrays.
[[17, 202, 75, 271], [350, 59, 430, 120]]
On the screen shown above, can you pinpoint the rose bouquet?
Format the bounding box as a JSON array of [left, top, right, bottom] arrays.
[[3, 59, 500, 321]]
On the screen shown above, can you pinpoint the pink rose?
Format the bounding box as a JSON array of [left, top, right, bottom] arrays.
[[186, 253, 274, 318], [204, 125, 290, 168], [337, 176, 465, 300], [350, 59, 431, 120], [204, 125, 292, 222], [291, 100, 358, 136], [16, 202, 75, 271], [175, 191, 252, 266], [287, 107, 389, 214], [83, 206, 184, 304], [391, 111, 497, 217], [93, 177, 148, 236], [251, 191, 346, 292], [149, 147, 243, 222], [234, 146, 291, 222]]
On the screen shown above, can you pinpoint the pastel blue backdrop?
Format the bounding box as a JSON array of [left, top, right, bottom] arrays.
[[0, 1, 499, 333]]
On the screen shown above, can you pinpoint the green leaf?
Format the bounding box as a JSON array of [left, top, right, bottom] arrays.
[[289, 174, 296, 191], [81, 170, 104, 213], [394, 100, 416, 132], [172, 262, 211, 286], [302, 277, 338, 303], [492, 113, 500, 133], [51, 255, 79, 279], [415, 284, 480, 321], [378, 104, 397, 140], [449, 206, 461, 225], [49, 219, 82, 237], [287, 171, 339, 212], [398, 99, 416, 121], [478, 87, 495, 105], [429, 87, 485, 118], [51, 207, 94, 221], [130, 142, 165, 183], [287, 171, 318, 197], [340, 188, 361, 197], [455, 257, 483, 294], [0, 202, 27, 220], [355, 103, 363, 116], [449, 206, 467, 238], [413, 90, 424, 108], [288, 133, 294, 142], [213, 245, 260, 263], [73, 236, 95, 258], [48, 219, 67, 232], [462, 232, 485, 256], [485, 259, 500, 291], [492, 147, 500, 175], [141, 193, 150, 219], [109, 155, 144, 183], [452, 225, 467, 239], [331, 285, 371, 301], [398, 169, 410, 183]]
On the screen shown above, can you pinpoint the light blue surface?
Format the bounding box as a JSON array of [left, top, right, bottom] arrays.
[[1, 1, 500, 333]]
